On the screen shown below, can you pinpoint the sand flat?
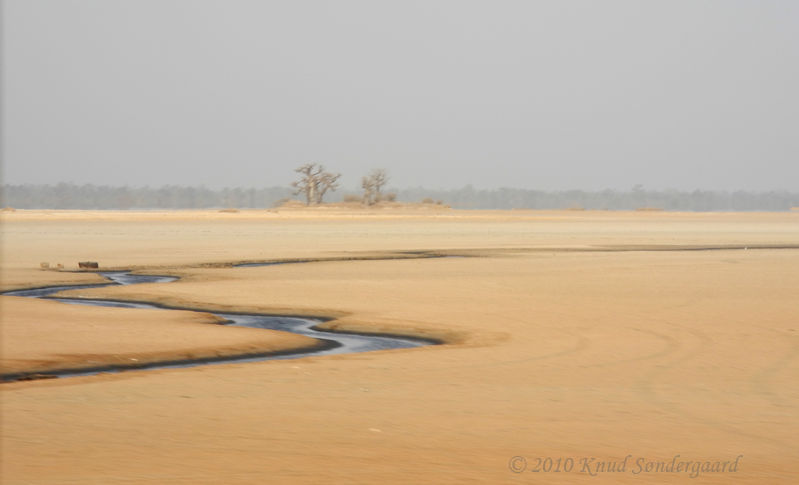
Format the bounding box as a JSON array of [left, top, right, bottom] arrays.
[[1, 209, 798, 483], [0, 296, 319, 376]]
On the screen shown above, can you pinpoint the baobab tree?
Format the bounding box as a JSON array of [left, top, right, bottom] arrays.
[[291, 163, 341, 205], [361, 169, 389, 205], [315, 171, 341, 204]]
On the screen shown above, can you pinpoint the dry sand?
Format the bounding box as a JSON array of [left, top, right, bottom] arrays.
[[1, 209, 798, 483]]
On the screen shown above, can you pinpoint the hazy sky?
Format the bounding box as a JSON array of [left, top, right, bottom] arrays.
[[2, 1, 798, 191]]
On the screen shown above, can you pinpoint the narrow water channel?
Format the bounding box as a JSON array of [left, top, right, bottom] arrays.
[[2, 271, 436, 381]]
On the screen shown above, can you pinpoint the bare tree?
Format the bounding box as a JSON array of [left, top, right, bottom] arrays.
[[361, 169, 390, 205], [315, 171, 341, 204], [361, 176, 375, 205], [291, 163, 341, 205], [292, 164, 319, 205], [370, 169, 389, 200]]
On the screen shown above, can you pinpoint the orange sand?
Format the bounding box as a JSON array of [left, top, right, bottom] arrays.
[[1, 209, 797, 484]]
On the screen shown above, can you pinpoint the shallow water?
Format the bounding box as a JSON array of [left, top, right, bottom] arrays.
[[3, 271, 433, 380]]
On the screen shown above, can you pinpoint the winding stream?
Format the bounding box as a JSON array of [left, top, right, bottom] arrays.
[[3, 271, 436, 381]]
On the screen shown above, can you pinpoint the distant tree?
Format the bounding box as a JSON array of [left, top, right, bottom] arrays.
[[291, 163, 341, 205], [315, 171, 341, 204], [361, 176, 375, 205], [361, 169, 389, 205]]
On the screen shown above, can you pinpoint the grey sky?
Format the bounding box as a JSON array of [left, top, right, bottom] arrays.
[[2, 0, 798, 191]]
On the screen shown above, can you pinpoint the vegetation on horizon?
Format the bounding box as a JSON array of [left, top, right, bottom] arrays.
[[2, 183, 798, 212], [361, 169, 395, 205], [291, 163, 341, 205]]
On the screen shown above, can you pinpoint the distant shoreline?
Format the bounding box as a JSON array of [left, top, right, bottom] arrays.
[[3, 183, 798, 211]]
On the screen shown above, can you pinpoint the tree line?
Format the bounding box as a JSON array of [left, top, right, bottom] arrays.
[[395, 186, 799, 211], [2, 182, 797, 211], [0, 184, 294, 209]]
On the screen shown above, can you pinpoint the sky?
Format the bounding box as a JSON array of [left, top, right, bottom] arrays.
[[2, 0, 798, 191]]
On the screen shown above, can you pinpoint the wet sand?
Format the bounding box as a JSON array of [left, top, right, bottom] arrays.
[[0, 296, 321, 377], [1, 209, 798, 483]]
